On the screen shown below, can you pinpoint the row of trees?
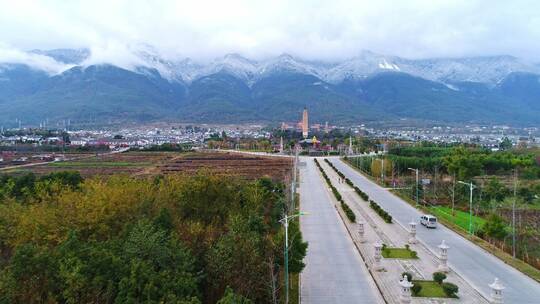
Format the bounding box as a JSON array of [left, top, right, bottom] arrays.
[[138, 143, 193, 152], [386, 145, 539, 179], [0, 172, 307, 303]]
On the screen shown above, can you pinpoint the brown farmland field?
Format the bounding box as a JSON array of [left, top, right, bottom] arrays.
[[16, 151, 292, 181], [157, 151, 292, 180]]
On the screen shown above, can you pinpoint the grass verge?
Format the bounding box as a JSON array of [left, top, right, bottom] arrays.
[[412, 280, 453, 298], [382, 247, 418, 259], [428, 205, 485, 233]]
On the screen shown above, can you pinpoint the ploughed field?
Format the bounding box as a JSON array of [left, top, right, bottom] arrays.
[[158, 152, 292, 180], [13, 151, 292, 180]]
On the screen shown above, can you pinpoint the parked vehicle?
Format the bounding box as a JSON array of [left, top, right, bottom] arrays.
[[420, 214, 438, 228]]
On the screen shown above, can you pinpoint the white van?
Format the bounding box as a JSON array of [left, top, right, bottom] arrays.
[[420, 214, 438, 228]]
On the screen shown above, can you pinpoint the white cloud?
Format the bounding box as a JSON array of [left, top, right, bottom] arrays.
[[0, 44, 74, 74], [0, 0, 539, 64], [82, 42, 148, 71]]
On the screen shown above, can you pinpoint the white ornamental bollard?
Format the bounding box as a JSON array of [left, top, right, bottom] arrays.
[[408, 221, 417, 244], [399, 274, 414, 304], [373, 243, 384, 271], [438, 240, 450, 273], [358, 221, 366, 243], [489, 278, 504, 304]]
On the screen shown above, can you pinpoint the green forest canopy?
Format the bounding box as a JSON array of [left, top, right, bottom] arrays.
[[0, 172, 307, 304], [387, 145, 539, 180]]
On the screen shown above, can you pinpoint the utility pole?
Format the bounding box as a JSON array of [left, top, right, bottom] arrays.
[[408, 168, 419, 207], [458, 181, 476, 235], [283, 214, 289, 304], [291, 146, 298, 211]]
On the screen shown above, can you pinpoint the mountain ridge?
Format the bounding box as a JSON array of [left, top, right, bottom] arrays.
[[10, 47, 539, 85], [1, 48, 540, 126]]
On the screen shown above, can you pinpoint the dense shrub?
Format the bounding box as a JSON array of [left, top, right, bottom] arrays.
[[369, 200, 393, 223], [341, 202, 356, 223], [411, 283, 422, 296], [442, 282, 459, 297], [354, 186, 369, 201], [433, 272, 447, 284], [332, 188, 342, 201], [140, 143, 191, 152], [217, 287, 253, 304], [482, 214, 508, 240]]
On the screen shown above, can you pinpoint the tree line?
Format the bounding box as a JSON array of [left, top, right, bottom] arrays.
[[387, 145, 539, 180], [0, 171, 307, 303]]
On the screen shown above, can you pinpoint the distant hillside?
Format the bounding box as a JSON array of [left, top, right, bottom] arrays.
[[1, 48, 539, 126]]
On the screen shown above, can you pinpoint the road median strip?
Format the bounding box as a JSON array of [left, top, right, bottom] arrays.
[[325, 158, 393, 224], [314, 159, 355, 222]]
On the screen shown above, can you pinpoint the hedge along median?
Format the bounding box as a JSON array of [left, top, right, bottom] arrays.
[[314, 159, 356, 223], [324, 158, 394, 224], [369, 200, 393, 223], [324, 159, 370, 201], [353, 186, 369, 201]]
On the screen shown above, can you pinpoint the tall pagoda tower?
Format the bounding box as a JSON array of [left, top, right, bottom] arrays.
[[302, 107, 309, 139]]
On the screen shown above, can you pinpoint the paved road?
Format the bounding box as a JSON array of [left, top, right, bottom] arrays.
[[299, 157, 383, 304], [330, 158, 540, 303]]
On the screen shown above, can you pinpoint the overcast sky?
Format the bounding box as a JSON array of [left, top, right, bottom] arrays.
[[1, 0, 540, 63]]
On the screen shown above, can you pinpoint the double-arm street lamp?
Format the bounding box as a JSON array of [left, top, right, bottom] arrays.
[[458, 181, 476, 235], [279, 211, 308, 304], [408, 168, 419, 206]]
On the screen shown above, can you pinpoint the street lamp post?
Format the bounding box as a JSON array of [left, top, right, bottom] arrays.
[[458, 181, 476, 235], [408, 168, 419, 207], [279, 211, 307, 304], [291, 146, 299, 210]]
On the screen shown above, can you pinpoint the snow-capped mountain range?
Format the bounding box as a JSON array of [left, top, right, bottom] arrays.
[[8, 47, 538, 86], [135, 49, 540, 86], [1, 46, 540, 126]]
